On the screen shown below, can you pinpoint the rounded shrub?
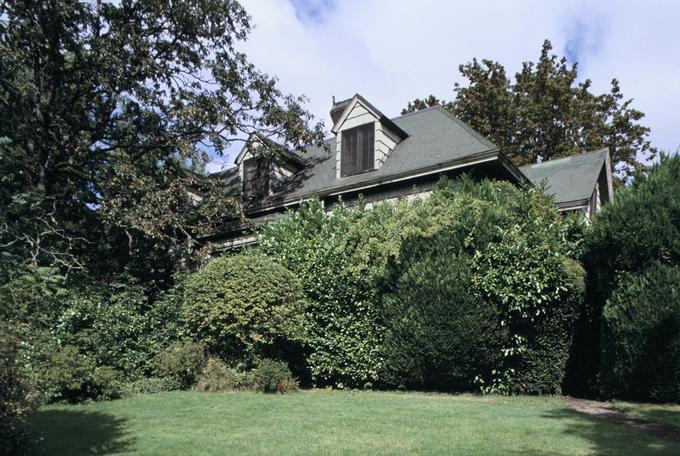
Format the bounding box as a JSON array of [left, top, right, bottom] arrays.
[[182, 253, 306, 364], [150, 340, 206, 390], [600, 263, 680, 402], [381, 237, 507, 391], [253, 359, 298, 393]]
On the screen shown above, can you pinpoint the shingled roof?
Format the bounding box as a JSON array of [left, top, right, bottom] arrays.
[[217, 106, 526, 211], [519, 148, 612, 209]]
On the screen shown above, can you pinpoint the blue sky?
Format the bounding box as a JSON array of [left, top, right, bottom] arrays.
[[208, 0, 680, 171]]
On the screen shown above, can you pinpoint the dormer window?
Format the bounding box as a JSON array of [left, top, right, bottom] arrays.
[[243, 156, 270, 200], [341, 123, 374, 177]]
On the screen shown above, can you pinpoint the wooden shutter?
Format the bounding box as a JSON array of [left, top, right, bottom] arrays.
[[243, 157, 270, 199], [341, 128, 358, 176], [341, 123, 374, 176], [358, 123, 374, 172]]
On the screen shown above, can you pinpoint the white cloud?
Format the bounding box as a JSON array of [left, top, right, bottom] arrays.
[[211, 0, 680, 168]]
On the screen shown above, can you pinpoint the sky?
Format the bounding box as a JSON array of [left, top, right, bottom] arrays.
[[207, 0, 680, 172]]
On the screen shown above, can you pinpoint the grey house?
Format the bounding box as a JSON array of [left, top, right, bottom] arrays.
[[212, 94, 613, 247]]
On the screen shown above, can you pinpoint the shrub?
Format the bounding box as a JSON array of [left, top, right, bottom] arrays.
[[195, 358, 255, 392], [258, 201, 397, 388], [56, 278, 185, 380], [34, 345, 123, 402], [121, 377, 181, 396], [182, 254, 306, 365], [151, 340, 206, 390], [381, 238, 507, 391], [258, 178, 584, 394], [253, 359, 298, 393], [576, 155, 680, 397], [0, 323, 35, 456], [599, 264, 680, 402]]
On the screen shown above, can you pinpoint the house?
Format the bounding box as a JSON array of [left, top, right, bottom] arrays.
[[211, 94, 613, 248]]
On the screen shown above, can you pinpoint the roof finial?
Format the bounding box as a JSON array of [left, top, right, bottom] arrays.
[[332, 95, 336, 104]]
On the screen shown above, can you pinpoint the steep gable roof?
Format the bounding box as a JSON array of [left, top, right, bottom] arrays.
[[520, 148, 612, 208]]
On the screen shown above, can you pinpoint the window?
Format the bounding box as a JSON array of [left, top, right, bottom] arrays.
[[341, 123, 374, 177], [243, 157, 270, 200]]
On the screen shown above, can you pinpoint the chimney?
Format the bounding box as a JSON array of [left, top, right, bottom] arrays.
[[330, 96, 351, 126]]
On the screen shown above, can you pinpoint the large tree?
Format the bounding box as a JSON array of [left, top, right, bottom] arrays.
[[404, 40, 655, 183], [0, 0, 324, 279]]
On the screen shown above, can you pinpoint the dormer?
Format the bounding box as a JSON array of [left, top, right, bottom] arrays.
[[234, 133, 303, 202], [330, 94, 408, 178]]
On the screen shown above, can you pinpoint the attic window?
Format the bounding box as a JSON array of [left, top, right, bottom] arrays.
[[243, 156, 270, 200], [341, 123, 374, 177]]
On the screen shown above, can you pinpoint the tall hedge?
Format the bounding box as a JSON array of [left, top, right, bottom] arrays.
[[182, 254, 307, 365], [381, 235, 507, 391], [599, 263, 680, 402], [576, 154, 680, 399], [258, 177, 585, 393]]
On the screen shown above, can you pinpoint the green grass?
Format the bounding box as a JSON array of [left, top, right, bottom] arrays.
[[611, 401, 680, 430], [28, 390, 680, 455]]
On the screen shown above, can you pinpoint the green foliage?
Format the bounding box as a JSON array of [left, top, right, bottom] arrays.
[[258, 177, 585, 393], [195, 358, 255, 392], [0, 322, 35, 456], [56, 279, 184, 379], [35, 345, 123, 403], [0, 1, 325, 276], [586, 154, 680, 301], [573, 155, 680, 398], [404, 40, 655, 182], [258, 200, 394, 388], [253, 359, 298, 394], [183, 254, 307, 364], [151, 341, 207, 390], [121, 377, 182, 397], [382, 243, 507, 391], [600, 264, 680, 402]]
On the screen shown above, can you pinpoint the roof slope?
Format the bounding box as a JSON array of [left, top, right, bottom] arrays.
[[519, 149, 608, 205], [217, 106, 505, 207]]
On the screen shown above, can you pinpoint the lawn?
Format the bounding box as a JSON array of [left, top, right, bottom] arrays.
[[611, 401, 680, 430], [28, 390, 680, 455]]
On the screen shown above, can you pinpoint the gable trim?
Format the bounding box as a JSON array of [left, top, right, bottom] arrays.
[[331, 94, 408, 139]]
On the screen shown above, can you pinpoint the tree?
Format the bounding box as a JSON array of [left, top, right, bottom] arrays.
[[403, 40, 655, 183], [0, 0, 325, 279]]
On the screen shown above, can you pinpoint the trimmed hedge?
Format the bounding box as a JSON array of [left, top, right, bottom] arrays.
[[381, 237, 507, 391], [182, 254, 307, 365], [600, 264, 680, 402], [573, 154, 680, 399]]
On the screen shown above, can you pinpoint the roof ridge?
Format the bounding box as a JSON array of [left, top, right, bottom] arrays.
[[520, 148, 608, 169]]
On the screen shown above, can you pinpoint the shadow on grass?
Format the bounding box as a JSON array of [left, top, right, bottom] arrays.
[[29, 409, 134, 455], [544, 407, 680, 455]]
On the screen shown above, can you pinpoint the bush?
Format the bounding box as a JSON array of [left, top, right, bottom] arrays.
[[381, 239, 507, 391], [258, 178, 584, 394], [575, 155, 680, 397], [182, 254, 306, 364], [151, 340, 206, 390], [121, 377, 181, 396], [599, 264, 680, 402], [35, 345, 123, 402], [195, 358, 255, 392], [253, 359, 298, 393], [258, 201, 399, 388], [55, 278, 185, 380], [0, 323, 35, 456]]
